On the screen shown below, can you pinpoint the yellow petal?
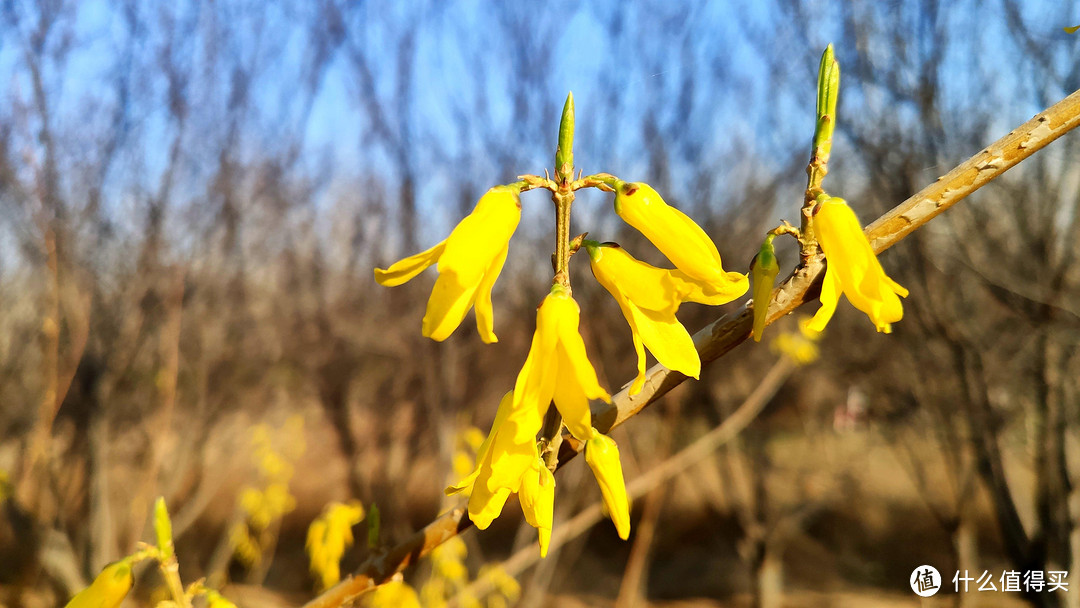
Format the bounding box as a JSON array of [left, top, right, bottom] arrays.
[[670, 269, 749, 305], [438, 187, 521, 287], [512, 295, 562, 416], [623, 301, 700, 381], [466, 477, 512, 530], [614, 182, 735, 289], [64, 560, 133, 608], [586, 241, 699, 390], [550, 294, 610, 405], [473, 244, 509, 343], [813, 197, 907, 332], [552, 353, 594, 441], [446, 391, 514, 496], [373, 241, 446, 286], [806, 257, 842, 334], [468, 403, 542, 528], [584, 433, 630, 540], [421, 269, 475, 341], [484, 404, 545, 492], [587, 243, 682, 314], [519, 459, 555, 558], [628, 326, 647, 395]]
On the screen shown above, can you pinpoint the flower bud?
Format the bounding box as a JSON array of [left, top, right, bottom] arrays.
[[751, 236, 780, 342]]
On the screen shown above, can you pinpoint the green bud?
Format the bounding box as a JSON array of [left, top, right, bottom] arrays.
[[556, 92, 575, 179], [367, 503, 381, 549], [153, 496, 175, 560], [751, 235, 780, 342], [813, 44, 840, 160]]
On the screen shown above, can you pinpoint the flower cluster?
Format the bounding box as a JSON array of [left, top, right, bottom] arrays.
[[377, 177, 747, 555], [306, 500, 367, 590]]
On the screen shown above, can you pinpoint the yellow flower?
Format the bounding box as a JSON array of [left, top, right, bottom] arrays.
[[374, 184, 522, 343], [807, 197, 909, 333], [584, 431, 630, 539], [64, 560, 133, 608], [770, 318, 821, 365], [518, 457, 556, 557], [447, 287, 609, 556], [364, 580, 421, 608], [585, 240, 711, 394], [445, 391, 553, 555], [306, 501, 366, 590], [512, 285, 611, 441], [613, 181, 748, 298], [205, 590, 239, 608]]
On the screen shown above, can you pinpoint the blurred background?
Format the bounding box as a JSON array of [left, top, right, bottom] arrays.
[[2, 1, 1080, 606]]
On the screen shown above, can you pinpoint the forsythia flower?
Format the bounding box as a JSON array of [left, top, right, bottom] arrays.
[[584, 431, 631, 539], [512, 285, 611, 441], [445, 391, 555, 556], [364, 580, 421, 608], [374, 184, 523, 343], [585, 240, 720, 394], [64, 559, 133, 608], [806, 197, 909, 333], [613, 180, 747, 298], [448, 286, 611, 556], [204, 590, 239, 608], [306, 500, 367, 590], [771, 318, 821, 365]]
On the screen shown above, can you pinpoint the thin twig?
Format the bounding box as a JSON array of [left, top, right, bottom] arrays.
[[300, 86, 1080, 608]]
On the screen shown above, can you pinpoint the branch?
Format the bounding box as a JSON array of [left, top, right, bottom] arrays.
[[301, 86, 1080, 608]]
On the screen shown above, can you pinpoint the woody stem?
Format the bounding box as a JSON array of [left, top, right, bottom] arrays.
[[552, 91, 575, 289]]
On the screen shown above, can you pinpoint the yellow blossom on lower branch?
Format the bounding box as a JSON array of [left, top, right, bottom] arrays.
[[306, 500, 367, 590], [448, 286, 616, 556], [446, 391, 555, 556], [807, 196, 909, 333]]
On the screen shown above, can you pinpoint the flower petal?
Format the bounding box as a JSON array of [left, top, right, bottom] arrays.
[[439, 187, 521, 287], [587, 243, 682, 314], [614, 181, 733, 289], [519, 459, 555, 558], [585, 433, 630, 540], [806, 263, 842, 333], [446, 391, 514, 496], [373, 240, 446, 286], [669, 269, 749, 305], [814, 197, 907, 332], [422, 269, 481, 342], [552, 352, 594, 440], [625, 302, 700, 381], [474, 243, 509, 344], [550, 295, 610, 405]]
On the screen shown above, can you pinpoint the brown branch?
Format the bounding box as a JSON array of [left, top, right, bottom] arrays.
[[301, 86, 1080, 608]]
